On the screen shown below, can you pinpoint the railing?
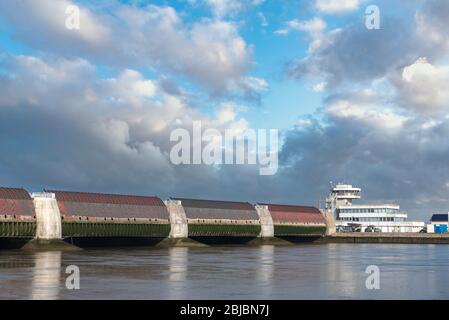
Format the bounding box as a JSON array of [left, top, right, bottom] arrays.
[[31, 192, 55, 199]]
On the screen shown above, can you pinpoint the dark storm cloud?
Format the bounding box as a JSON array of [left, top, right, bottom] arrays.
[[288, 15, 420, 87], [0, 55, 277, 202], [279, 108, 449, 219]]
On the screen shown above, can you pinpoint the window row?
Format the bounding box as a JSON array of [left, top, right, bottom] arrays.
[[339, 208, 398, 214]]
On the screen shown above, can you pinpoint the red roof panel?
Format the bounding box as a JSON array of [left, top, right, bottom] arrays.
[[0, 188, 34, 216], [0, 187, 31, 200], [46, 190, 169, 219], [172, 198, 254, 210], [259, 203, 326, 224], [172, 198, 259, 220], [46, 190, 165, 206]]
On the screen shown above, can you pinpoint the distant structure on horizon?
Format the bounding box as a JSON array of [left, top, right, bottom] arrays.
[[427, 214, 449, 233], [325, 183, 425, 233]]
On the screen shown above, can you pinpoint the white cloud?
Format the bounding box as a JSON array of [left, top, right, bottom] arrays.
[[242, 76, 269, 93], [326, 98, 407, 130], [274, 29, 289, 35], [275, 17, 326, 36], [315, 0, 361, 14], [102, 70, 157, 108], [206, 0, 243, 17], [258, 12, 268, 27], [297, 118, 313, 127], [206, 0, 264, 17], [396, 57, 449, 114], [312, 82, 326, 92], [287, 17, 327, 33], [0, 55, 265, 195], [216, 103, 238, 124], [0, 1, 262, 97], [275, 17, 328, 55]]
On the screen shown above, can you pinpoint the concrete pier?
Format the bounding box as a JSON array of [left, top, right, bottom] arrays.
[[165, 200, 188, 239], [32, 193, 62, 240], [322, 211, 336, 236], [255, 205, 274, 238]]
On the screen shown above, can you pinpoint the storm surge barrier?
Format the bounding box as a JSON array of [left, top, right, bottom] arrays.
[[0, 186, 328, 248]]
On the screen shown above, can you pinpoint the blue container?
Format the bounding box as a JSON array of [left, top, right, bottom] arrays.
[[434, 224, 448, 233]]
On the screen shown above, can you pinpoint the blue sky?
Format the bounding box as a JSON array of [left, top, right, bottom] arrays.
[[1, 0, 449, 219]]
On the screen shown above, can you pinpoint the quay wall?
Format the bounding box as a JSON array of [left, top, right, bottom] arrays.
[[321, 233, 449, 244]]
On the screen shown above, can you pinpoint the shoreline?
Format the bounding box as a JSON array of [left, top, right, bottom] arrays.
[[320, 232, 449, 244], [2, 233, 449, 250]]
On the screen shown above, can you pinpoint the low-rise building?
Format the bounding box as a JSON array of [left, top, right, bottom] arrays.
[[326, 183, 425, 233], [427, 214, 449, 233]]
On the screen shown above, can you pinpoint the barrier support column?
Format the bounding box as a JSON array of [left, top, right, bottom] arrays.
[[255, 205, 274, 238], [322, 211, 336, 235], [165, 200, 188, 239], [21, 193, 77, 250]]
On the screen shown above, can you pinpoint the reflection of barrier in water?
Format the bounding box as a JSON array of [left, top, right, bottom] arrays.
[[256, 245, 274, 297], [168, 247, 188, 299], [324, 243, 357, 298], [30, 251, 62, 300], [257, 245, 274, 283]]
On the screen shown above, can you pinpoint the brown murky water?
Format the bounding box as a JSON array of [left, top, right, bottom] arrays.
[[0, 243, 448, 299]]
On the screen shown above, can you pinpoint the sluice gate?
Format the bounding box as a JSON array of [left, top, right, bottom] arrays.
[[172, 198, 262, 240]]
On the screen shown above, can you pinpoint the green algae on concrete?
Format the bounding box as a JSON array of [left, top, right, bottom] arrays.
[[273, 224, 327, 236], [188, 224, 261, 237], [62, 221, 171, 238], [0, 221, 36, 238]]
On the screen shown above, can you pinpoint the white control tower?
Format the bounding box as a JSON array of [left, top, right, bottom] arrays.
[[326, 183, 361, 219]]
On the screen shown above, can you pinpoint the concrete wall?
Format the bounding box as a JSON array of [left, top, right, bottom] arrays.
[[33, 195, 62, 240], [255, 205, 274, 238], [165, 200, 188, 239]]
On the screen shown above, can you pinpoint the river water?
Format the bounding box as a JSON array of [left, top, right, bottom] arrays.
[[0, 243, 448, 299]]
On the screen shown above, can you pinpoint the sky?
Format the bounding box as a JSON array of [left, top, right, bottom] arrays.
[[1, 0, 449, 220]]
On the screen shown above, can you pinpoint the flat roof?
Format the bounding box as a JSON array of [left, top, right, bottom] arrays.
[[431, 214, 448, 222], [339, 204, 400, 209]]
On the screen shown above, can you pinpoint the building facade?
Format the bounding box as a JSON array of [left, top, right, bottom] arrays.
[[427, 214, 449, 233], [326, 183, 425, 233]]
